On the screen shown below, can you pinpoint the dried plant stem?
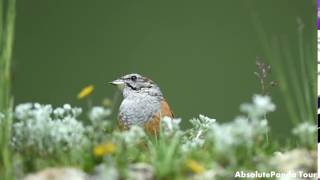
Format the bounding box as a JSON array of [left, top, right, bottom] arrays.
[[252, 15, 316, 124], [259, 77, 266, 95]]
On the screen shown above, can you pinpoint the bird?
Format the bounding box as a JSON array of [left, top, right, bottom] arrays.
[[110, 73, 174, 135]]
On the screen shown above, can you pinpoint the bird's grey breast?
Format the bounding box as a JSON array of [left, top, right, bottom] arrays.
[[119, 93, 161, 127]]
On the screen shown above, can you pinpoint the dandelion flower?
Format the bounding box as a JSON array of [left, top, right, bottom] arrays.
[[186, 159, 205, 174], [77, 85, 94, 99], [93, 142, 116, 157]]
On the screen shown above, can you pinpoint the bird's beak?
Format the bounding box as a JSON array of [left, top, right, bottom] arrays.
[[109, 79, 125, 89], [110, 79, 124, 85]]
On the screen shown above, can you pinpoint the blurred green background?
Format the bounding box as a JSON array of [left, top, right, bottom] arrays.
[[12, 0, 315, 138]]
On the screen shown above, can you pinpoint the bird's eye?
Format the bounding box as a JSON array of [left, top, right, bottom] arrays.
[[130, 75, 137, 81]]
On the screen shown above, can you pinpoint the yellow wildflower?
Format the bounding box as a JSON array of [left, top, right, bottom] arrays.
[[93, 142, 116, 157], [186, 159, 205, 174], [77, 85, 94, 99]]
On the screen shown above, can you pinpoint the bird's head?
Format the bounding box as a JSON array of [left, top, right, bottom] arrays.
[[110, 73, 163, 98]]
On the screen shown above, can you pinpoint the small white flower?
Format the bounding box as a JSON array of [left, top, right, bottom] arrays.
[[118, 126, 146, 145], [88, 106, 111, 122], [292, 122, 317, 135], [63, 104, 71, 110], [207, 115, 269, 153], [161, 116, 181, 136], [183, 114, 216, 152], [208, 123, 235, 153], [71, 107, 82, 117], [292, 122, 316, 147], [190, 114, 216, 131], [253, 95, 276, 112], [181, 137, 205, 153], [15, 103, 33, 120], [53, 107, 65, 117], [240, 94, 276, 119], [34, 103, 41, 109], [12, 103, 87, 155]]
